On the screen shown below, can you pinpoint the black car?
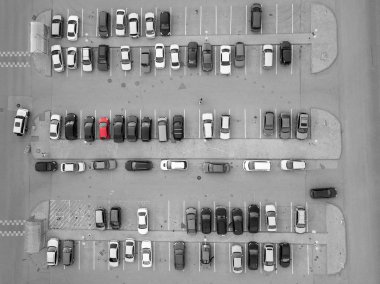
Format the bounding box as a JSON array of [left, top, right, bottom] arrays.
[[279, 113, 291, 139], [125, 160, 153, 171], [160, 11, 171, 36], [188, 42, 198, 68], [231, 208, 243, 235], [202, 43, 213, 72], [250, 3, 262, 32], [186, 207, 197, 234], [109, 206, 121, 230], [126, 115, 138, 142], [141, 117, 152, 142], [173, 242, 185, 270], [203, 162, 230, 173], [97, 44, 109, 71], [263, 111, 275, 136], [248, 204, 260, 233], [62, 240, 75, 266], [310, 187, 337, 198], [280, 41, 291, 65], [201, 208, 212, 234], [234, 42, 245, 68], [113, 115, 125, 143], [65, 113, 77, 140], [247, 241, 259, 270], [35, 161, 58, 172], [84, 116, 95, 142], [215, 206, 227, 235], [200, 243, 213, 266], [279, 242, 291, 267], [172, 115, 184, 140]]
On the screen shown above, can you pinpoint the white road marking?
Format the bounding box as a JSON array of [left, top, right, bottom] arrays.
[[183, 109, 186, 138], [259, 108, 262, 138], [275, 4, 278, 34], [290, 46, 293, 75], [184, 47, 187, 76], [259, 244, 263, 273], [291, 243, 294, 274], [228, 201, 231, 231], [140, 8, 143, 36], [259, 46, 262, 74], [139, 109, 142, 138], [229, 242, 231, 272], [109, 48, 112, 77], [275, 108, 278, 138], [153, 241, 156, 271], [154, 109, 157, 139], [245, 5, 248, 35], [138, 241, 140, 271], [244, 108, 247, 138], [198, 242, 201, 272], [244, 45, 247, 76], [110, 8, 113, 37], [259, 202, 262, 231], [139, 48, 142, 76], [215, 6, 217, 34], [213, 201, 216, 232], [244, 201, 247, 232], [214, 46, 217, 76], [168, 200, 170, 230], [182, 201, 186, 228], [93, 241, 95, 270], [244, 242, 247, 273], [185, 7, 187, 35], [213, 242, 216, 272], [81, 9, 84, 37], [290, 108, 293, 138], [96, 8, 99, 37], [79, 110, 83, 139], [292, 4, 294, 34], [200, 6, 202, 35], [154, 65, 157, 77], [306, 201, 309, 232], [307, 244, 310, 274], [275, 45, 278, 75], [168, 242, 171, 271], [229, 6, 232, 35], [290, 202, 293, 232], [228, 109, 231, 115], [275, 243, 278, 274], [66, 109, 68, 116], [78, 241, 80, 270], [198, 109, 201, 138]]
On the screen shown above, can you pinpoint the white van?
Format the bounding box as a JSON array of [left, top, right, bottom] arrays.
[[202, 113, 213, 139], [242, 160, 271, 171], [262, 44, 273, 69]]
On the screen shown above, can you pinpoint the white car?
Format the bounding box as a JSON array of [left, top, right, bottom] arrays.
[[124, 239, 135, 262], [13, 108, 29, 136], [67, 15, 79, 41], [155, 43, 165, 69], [265, 204, 277, 232], [120, 46, 132, 71], [243, 160, 271, 172], [145, 12, 155, 38], [109, 240, 119, 268], [128, 13, 139, 38], [82, 47, 92, 72], [137, 208, 149, 235], [160, 160, 188, 170], [202, 113, 214, 139], [115, 9, 126, 36], [67, 47, 77, 69], [50, 114, 61, 140], [141, 240, 152, 268], [220, 45, 231, 75], [170, 44, 180, 70], [220, 114, 230, 139], [46, 238, 59, 266], [231, 244, 243, 274], [280, 160, 306, 170], [295, 206, 306, 234], [60, 162, 86, 173], [263, 243, 275, 272], [51, 45, 64, 72]]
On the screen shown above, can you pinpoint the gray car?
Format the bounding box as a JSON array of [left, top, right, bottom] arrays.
[[279, 113, 291, 139], [264, 111, 275, 136], [202, 43, 213, 72], [62, 240, 74, 266], [141, 49, 151, 73], [234, 42, 245, 68], [185, 207, 197, 234], [92, 159, 117, 170], [173, 241, 185, 270], [200, 242, 213, 266], [203, 162, 230, 173], [296, 113, 309, 140]]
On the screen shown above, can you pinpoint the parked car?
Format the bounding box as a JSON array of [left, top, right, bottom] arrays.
[[141, 117, 152, 142], [160, 160, 187, 170], [232, 208, 243, 235], [264, 111, 275, 136], [46, 238, 59, 266], [95, 207, 106, 230], [51, 15, 63, 38], [220, 45, 231, 75], [141, 240, 152, 268], [281, 160, 306, 170], [98, 11, 110, 38], [202, 113, 213, 139], [155, 43, 165, 69], [265, 204, 277, 232], [109, 240, 120, 268], [35, 161, 58, 172], [215, 206, 227, 235], [124, 239, 135, 262], [67, 15, 79, 41], [279, 112, 291, 139], [62, 240, 74, 266], [125, 160, 153, 171], [280, 41, 291, 65], [296, 113, 309, 140], [295, 206, 306, 233], [115, 9, 126, 36], [235, 42, 245, 67], [202, 43, 213, 72], [201, 208, 212, 234], [159, 11, 171, 36], [82, 47, 93, 72], [251, 3, 262, 32], [187, 42, 198, 68], [99, 117, 110, 140], [120, 46, 132, 71], [248, 204, 260, 233], [113, 115, 125, 143], [203, 162, 230, 173], [109, 207, 121, 230], [200, 242, 213, 266], [51, 45, 64, 72], [126, 115, 138, 141], [263, 44, 274, 69], [84, 116, 95, 142], [170, 44, 180, 70], [137, 208, 149, 235], [65, 113, 77, 140], [60, 162, 85, 173], [145, 12, 156, 38], [243, 160, 271, 172], [263, 243, 275, 272], [279, 242, 291, 267], [186, 207, 197, 234], [231, 244, 243, 274], [157, 117, 168, 142], [141, 48, 151, 73], [49, 114, 61, 140], [248, 242, 259, 270], [97, 44, 109, 71], [13, 108, 29, 136], [128, 13, 139, 38], [172, 115, 184, 140], [92, 159, 117, 170], [173, 241, 185, 270], [220, 114, 230, 139], [67, 47, 77, 69], [310, 187, 337, 198]]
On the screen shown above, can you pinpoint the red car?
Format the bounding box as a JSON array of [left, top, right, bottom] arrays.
[[99, 117, 110, 139]]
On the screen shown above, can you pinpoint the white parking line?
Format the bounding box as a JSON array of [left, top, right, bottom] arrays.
[[153, 242, 156, 271], [259, 202, 262, 231], [214, 46, 217, 76], [215, 6, 217, 35], [167, 200, 170, 230], [244, 201, 247, 231], [245, 5, 248, 35], [80, 110, 83, 139], [154, 65, 157, 77], [168, 242, 171, 271], [199, 6, 202, 35], [291, 4, 294, 34], [259, 47, 262, 74], [259, 108, 262, 138], [290, 202, 293, 232], [306, 244, 310, 274], [96, 8, 98, 37], [198, 243, 201, 272], [81, 9, 84, 37], [244, 108, 247, 138], [305, 201, 309, 232], [291, 243, 294, 274], [93, 241, 95, 270], [244, 46, 247, 76], [213, 242, 216, 272], [110, 8, 113, 37], [213, 202, 216, 232], [290, 108, 293, 138], [182, 200, 186, 228], [184, 47, 187, 76], [259, 244, 263, 273], [138, 241, 140, 271], [183, 109, 186, 138], [109, 48, 112, 77], [94, 109, 97, 138], [122, 244, 125, 270], [139, 48, 142, 76], [140, 8, 143, 36], [185, 7, 187, 35], [244, 242, 247, 273], [275, 45, 278, 75], [229, 243, 231, 273], [228, 201, 231, 230], [275, 4, 278, 34], [198, 109, 201, 138], [290, 47, 293, 75], [229, 6, 232, 35], [78, 241, 80, 270], [198, 200, 201, 231], [228, 109, 231, 115], [154, 109, 157, 138], [199, 47, 202, 76], [274, 108, 278, 138], [275, 243, 278, 274]]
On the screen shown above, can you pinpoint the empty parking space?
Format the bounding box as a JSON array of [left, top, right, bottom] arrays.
[[230, 6, 247, 35]]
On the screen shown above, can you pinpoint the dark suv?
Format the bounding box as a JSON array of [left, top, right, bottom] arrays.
[[172, 115, 184, 140], [160, 11, 171, 36], [62, 240, 74, 266], [65, 113, 78, 140], [279, 113, 291, 139], [251, 3, 262, 32], [310, 187, 337, 198], [97, 45, 109, 71], [35, 161, 58, 172], [248, 204, 259, 233], [84, 116, 95, 142], [113, 115, 125, 143], [188, 42, 198, 68], [215, 206, 227, 235], [186, 207, 197, 234], [264, 111, 275, 136], [141, 117, 152, 142], [231, 208, 243, 235], [202, 43, 213, 72], [109, 207, 121, 230], [127, 115, 138, 142], [280, 41, 291, 65], [201, 208, 212, 234]]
